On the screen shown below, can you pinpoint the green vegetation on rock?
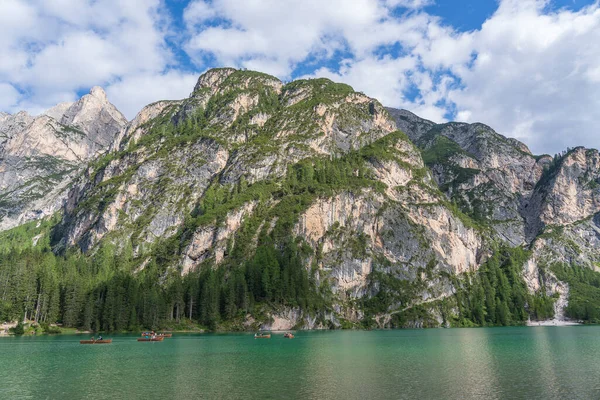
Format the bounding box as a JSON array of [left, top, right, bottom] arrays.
[[551, 263, 600, 323]]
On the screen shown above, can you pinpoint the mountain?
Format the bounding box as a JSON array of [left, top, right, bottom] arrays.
[[1, 68, 599, 332], [0, 87, 127, 231]]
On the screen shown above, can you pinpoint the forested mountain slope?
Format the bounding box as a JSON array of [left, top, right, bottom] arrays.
[[1, 68, 599, 332]]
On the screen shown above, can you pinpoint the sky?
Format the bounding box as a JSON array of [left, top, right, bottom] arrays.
[[1, 0, 599, 155]]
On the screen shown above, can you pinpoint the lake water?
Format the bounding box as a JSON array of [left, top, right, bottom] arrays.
[[1, 327, 600, 399]]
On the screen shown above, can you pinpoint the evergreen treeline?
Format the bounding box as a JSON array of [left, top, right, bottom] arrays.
[[552, 263, 600, 322], [0, 239, 320, 331], [452, 246, 556, 326]]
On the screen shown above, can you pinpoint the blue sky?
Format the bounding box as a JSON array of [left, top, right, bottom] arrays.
[[1, 0, 599, 154]]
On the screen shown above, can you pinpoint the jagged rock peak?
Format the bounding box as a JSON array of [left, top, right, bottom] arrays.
[[193, 67, 237, 93], [0, 83, 131, 232], [192, 67, 283, 97], [386, 107, 534, 156], [60, 86, 128, 144], [0, 110, 34, 136], [385, 108, 436, 143], [89, 86, 108, 100], [41, 87, 111, 123]]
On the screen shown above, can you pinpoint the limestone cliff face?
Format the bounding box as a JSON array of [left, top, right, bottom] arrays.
[[387, 108, 553, 246], [291, 134, 483, 306], [388, 107, 600, 323], [61, 134, 229, 253], [293, 190, 482, 298], [535, 148, 600, 226], [0, 88, 127, 230], [524, 148, 600, 270]]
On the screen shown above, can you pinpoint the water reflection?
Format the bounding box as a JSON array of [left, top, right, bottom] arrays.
[[529, 327, 561, 397], [300, 331, 385, 399], [433, 329, 501, 399]]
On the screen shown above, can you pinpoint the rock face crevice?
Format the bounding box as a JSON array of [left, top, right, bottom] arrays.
[[386, 108, 599, 247], [386, 107, 600, 321]]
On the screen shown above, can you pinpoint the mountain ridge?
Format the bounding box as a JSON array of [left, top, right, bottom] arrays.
[[0, 87, 127, 232], [0, 68, 599, 331]]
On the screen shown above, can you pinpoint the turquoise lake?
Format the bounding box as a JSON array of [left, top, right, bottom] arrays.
[[1, 326, 600, 399]]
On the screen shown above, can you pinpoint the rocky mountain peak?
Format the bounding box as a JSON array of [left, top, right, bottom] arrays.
[[0, 86, 128, 231], [0, 111, 34, 140], [385, 108, 436, 143], [39, 87, 116, 125], [89, 86, 108, 100], [193, 68, 283, 98], [193, 67, 238, 95], [59, 86, 127, 148]]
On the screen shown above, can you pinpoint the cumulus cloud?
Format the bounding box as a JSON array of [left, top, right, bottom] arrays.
[[183, 0, 388, 76], [0, 0, 196, 119], [2, 0, 600, 154], [184, 0, 600, 154], [106, 71, 198, 118], [447, 0, 600, 154]]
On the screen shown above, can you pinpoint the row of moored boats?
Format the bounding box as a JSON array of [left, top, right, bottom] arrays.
[[80, 331, 294, 344], [254, 332, 294, 339], [80, 332, 172, 344]]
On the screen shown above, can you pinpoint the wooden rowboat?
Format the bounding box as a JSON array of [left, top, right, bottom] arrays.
[[137, 337, 164, 342], [80, 339, 112, 344], [254, 333, 271, 339]]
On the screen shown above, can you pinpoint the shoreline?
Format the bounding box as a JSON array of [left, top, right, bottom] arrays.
[[1, 323, 589, 337], [527, 319, 581, 327]]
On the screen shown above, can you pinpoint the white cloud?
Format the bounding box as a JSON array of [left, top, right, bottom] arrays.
[[2, 0, 600, 154], [184, 0, 600, 154], [447, 0, 600, 154], [385, 0, 435, 9], [106, 71, 199, 118], [0, 0, 194, 119], [0, 83, 20, 110], [184, 0, 387, 77], [184, 0, 217, 25]]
